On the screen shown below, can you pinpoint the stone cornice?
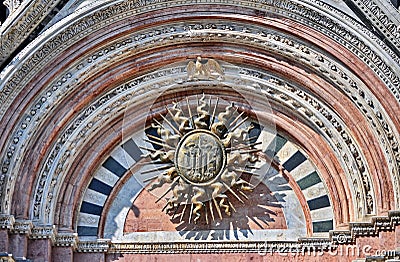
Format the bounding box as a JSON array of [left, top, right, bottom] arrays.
[[0, 214, 14, 229], [330, 211, 400, 244], [54, 232, 78, 248], [10, 219, 33, 235], [76, 239, 110, 253], [0, 212, 398, 254], [76, 212, 400, 254], [29, 225, 56, 243], [107, 240, 332, 254]]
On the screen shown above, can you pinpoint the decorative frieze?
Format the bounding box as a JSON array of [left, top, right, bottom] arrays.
[[29, 225, 56, 242], [0, 0, 61, 66], [76, 239, 110, 253], [10, 220, 32, 235], [330, 211, 400, 244], [352, 0, 400, 51], [330, 231, 353, 245], [0, 214, 14, 230], [54, 232, 78, 248], [3, 0, 21, 17], [107, 238, 336, 254]]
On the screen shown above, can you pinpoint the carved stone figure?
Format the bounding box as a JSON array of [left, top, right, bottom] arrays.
[[187, 57, 224, 81]]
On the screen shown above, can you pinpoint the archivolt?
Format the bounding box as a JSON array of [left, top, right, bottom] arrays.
[[0, 1, 397, 229]]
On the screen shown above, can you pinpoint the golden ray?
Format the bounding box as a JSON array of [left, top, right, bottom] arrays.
[[239, 148, 262, 154], [246, 165, 261, 170], [227, 141, 262, 151], [155, 177, 179, 203], [226, 106, 239, 125], [205, 203, 209, 224], [146, 134, 174, 146], [229, 111, 245, 128], [180, 200, 189, 222], [209, 200, 215, 222], [186, 97, 194, 128], [159, 113, 182, 136], [143, 138, 174, 150], [139, 159, 169, 165], [236, 179, 255, 188], [142, 174, 160, 183], [230, 116, 249, 133], [146, 134, 164, 142], [208, 95, 212, 116], [139, 145, 157, 152], [221, 181, 244, 203], [194, 93, 210, 129], [212, 198, 223, 219], [166, 107, 181, 128], [238, 190, 249, 199], [175, 102, 188, 119], [188, 203, 194, 224], [141, 165, 174, 174], [210, 97, 219, 129], [244, 136, 259, 142], [231, 168, 258, 176], [170, 203, 180, 219], [228, 201, 237, 213]]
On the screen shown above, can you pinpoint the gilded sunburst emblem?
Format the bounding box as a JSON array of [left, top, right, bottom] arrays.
[[141, 94, 262, 224]]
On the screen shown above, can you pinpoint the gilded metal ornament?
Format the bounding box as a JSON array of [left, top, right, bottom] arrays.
[[141, 61, 261, 224], [141, 94, 261, 224]]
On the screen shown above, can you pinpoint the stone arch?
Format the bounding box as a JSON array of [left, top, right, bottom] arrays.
[[0, 0, 399, 260]]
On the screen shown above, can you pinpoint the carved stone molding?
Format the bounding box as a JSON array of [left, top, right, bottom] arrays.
[[76, 239, 110, 253], [107, 239, 333, 254], [330, 211, 400, 244], [349, 0, 400, 53], [54, 232, 78, 248], [0, 1, 398, 224], [0, 214, 14, 229], [0, 0, 61, 66], [330, 231, 353, 245], [11, 24, 388, 222], [29, 225, 56, 242], [1, 0, 399, 116], [31, 54, 396, 223], [10, 219, 32, 235], [3, 0, 21, 17]]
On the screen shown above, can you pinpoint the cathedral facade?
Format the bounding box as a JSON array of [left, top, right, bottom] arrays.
[[0, 0, 400, 261]]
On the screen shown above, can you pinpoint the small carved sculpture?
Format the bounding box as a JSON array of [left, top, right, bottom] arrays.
[[187, 57, 224, 81]]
